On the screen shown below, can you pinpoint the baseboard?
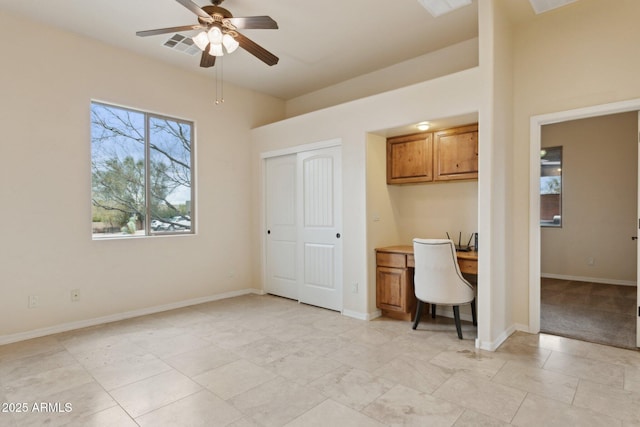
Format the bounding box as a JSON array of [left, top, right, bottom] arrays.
[[514, 323, 532, 334], [542, 272, 636, 286], [432, 310, 523, 351], [427, 309, 520, 351], [0, 288, 263, 346], [476, 324, 516, 351], [343, 308, 381, 321]]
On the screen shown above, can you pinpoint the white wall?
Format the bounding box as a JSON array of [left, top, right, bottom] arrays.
[[285, 38, 479, 118], [0, 10, 285, 341], [511, 0, 640, 329], [365, 134, 402, 312], [477, 0, 515, 348], [388, 182, 478, 243], [251, 68, 482, 318]]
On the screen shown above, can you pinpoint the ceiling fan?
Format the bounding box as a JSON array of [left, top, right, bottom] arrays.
[[136, 0, 279, 69]]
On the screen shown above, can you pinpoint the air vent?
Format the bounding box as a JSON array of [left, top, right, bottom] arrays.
[[163, 34, 200, 56]]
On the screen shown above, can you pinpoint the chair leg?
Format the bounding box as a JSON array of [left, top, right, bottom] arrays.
[[471, 298, 477, 326], [431, 303, 436, 318], [453, 306, 463, 339], [412, 301, 424, 330]]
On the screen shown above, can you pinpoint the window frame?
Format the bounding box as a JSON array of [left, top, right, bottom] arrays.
[[540, 145, 562, 228], [91, 101, 196, 239]]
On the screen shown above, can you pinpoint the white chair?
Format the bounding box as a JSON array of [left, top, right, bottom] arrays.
[[412, 238, 477, 339]]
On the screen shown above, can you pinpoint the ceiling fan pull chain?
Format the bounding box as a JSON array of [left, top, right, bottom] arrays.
[[214, 57, 224, 105], [214, 63, 219, 104], [220, 56, 224, 104]]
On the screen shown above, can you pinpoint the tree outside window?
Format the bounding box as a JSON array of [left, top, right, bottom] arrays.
[[91, 102, 194, 238]]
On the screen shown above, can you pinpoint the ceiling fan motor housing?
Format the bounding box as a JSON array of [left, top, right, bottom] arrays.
[[200, 5, 232, 23]]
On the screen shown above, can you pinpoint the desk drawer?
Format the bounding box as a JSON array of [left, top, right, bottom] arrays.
[[376, 252, 406, 268]]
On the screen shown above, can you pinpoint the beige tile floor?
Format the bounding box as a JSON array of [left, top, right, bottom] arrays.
[[1, 293, 640, 426]]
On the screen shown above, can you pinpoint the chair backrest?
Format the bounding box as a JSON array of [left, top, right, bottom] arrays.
[[412, 238, 474, 305]]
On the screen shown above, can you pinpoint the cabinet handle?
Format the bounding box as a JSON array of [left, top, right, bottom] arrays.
[[336, 233, 341, 239], [267, 230, 271, 234]]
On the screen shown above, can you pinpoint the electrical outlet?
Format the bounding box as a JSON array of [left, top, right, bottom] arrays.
[[587, 257, 595, 266], [352, 283, 359, 293], [28, 295, 39, 308], [70, 289, 80, 302]]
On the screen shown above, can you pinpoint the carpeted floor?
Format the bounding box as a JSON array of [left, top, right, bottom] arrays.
[[541, 277, 637, 350]]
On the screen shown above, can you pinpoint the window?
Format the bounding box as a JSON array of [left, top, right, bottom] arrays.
[[540, 146, 562, 227], [91, 102, 194, 238]]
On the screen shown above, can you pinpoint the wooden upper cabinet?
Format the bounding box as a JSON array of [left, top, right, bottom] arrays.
[[386, 133, 433, 184], [434, 124, 478, 181]]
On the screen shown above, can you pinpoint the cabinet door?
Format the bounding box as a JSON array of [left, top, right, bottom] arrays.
[[376, 266, 413, 313], [386, 133, 433, 184], [434, 124, 478, 181]]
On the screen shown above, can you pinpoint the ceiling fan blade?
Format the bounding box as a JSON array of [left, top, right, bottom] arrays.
[[200, 45, 216, 68], [226, 16, 278, 30], [235, 32, 279, 66], [176, 0, 213, 23], [136, 24, 204, 37]]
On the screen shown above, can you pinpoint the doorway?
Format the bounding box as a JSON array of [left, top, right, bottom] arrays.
[[529, 99, 640, 349]]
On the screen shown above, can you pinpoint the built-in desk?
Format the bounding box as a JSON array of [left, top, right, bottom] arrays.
[[375, 245, 478, 320]]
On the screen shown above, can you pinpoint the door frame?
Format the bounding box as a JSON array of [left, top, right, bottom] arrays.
[[260, 138, 342, 304], [528, 98, 640, 335]]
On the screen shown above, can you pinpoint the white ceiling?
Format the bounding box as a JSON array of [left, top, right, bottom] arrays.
[[0, 0, 491, 100], [0, 0, 551, 101]]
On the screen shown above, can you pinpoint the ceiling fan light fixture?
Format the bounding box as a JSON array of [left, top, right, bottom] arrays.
[[207, 26, 223, 45], [208, 42, 224, 57], [192, 31, 210, 50], [222, 33, 239, 53]]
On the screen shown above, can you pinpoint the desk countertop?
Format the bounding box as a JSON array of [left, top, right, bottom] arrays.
[[376, 245, 478, 261]]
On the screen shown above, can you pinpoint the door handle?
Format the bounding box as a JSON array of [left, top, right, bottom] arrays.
[[633, 236, 637, 240]]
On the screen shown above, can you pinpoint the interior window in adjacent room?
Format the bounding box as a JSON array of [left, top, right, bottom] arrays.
[[540, 146, 562, 227]]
